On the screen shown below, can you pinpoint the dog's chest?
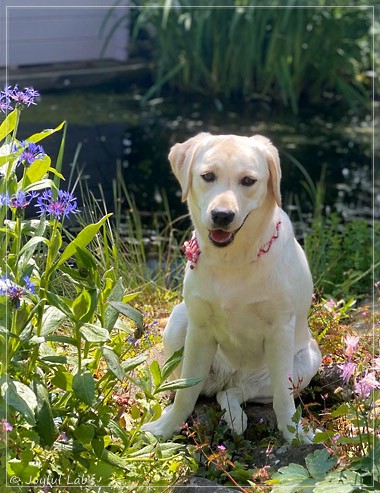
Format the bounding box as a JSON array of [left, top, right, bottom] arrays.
[[194, 265, 271, 308]]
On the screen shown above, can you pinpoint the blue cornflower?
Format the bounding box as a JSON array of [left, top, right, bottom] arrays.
[[35, 189, 79, 219], [13, 141, 46, 166], [0, 275, 35, 307], [0, 193, 10, 206], [4, 85, 40, 107], [0, 95, 13, 113], [9, 190, 38, 209]]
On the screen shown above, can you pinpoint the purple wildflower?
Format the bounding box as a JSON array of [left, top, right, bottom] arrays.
[[338, 361, 357, 385], [9, 190, 38, 209], [1, 419, 13, 432], [0, 275, 35, 307], [35, 189, 79, 220], [343, 335, 360, 359], [57, 432, 68, 442], [355, 372, 380, 399], [3, 85, 40, 107], [217, 444, 227, 452], [13, 141, 46, 166]]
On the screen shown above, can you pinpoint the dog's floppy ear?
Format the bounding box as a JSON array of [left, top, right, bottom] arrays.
[[251, 135, 282, 207], [168, 132, 210, 202]]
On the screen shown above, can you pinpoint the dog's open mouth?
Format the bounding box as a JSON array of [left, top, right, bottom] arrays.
[[208, 229, 235, 247]]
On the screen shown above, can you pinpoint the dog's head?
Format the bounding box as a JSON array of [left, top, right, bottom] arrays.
[[169, 133, 281, 248]]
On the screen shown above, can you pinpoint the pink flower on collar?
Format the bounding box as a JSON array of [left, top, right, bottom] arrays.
[[183, 235, 201, 269]]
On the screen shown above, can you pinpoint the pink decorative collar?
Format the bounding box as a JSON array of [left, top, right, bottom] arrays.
[[182, 234, 201, 269], [183, 221, 282, 269]]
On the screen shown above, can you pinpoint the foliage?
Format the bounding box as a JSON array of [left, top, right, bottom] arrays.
[[1, 85, 378, 492], [108, 0, 374, 113], [268, 448, 363, 492], [304, 213, 379, 299], [0, 89, 199, 491]]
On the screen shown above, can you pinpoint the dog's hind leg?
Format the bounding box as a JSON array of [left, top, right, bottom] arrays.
[[293, 338, 322, 391], [217, 388, 248, 435], [162, 302, 188, 379]]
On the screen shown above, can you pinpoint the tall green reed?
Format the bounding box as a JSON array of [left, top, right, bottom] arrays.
[[104, 1, 372, 113]]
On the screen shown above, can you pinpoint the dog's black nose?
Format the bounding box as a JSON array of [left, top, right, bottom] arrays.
[[211, 208, 235, 227]]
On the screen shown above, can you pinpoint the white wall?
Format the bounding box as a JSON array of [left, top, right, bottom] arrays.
[[0, 0, 130, 68]]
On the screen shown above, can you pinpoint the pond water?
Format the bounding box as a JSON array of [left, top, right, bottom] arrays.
[[19, 83, 378, 240]]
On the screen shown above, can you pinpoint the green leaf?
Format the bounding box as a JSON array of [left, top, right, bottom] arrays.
[[331, 403, 350, 417], [51, 370, 73, 391], [0, 109, 18, 141], [54, 120, 66, 188], [104, 278, 125, 331], [75, 246, 98, 275], [101, 346, 125, 381], [72, 370, 95, 406], [7, 459, 40, 483], [273, 463, 310, 481], [56, 214, 112, 268], [108, 420, 131, 447], [24, 155, 51, 185], [305, 449, 337, 478], [46, 226, 62, 271], [155, 377, 203, 394], [40, 355, 68, 364], [161, 347, 184, 381], [100, 449, 128, 470], [18, 235, 49, 271], [121, 353, 148, 372], [45, 291, 73, 319], [313, 430, 336, 444], [40, 305, 67, 336], [45, 335, 77, 346], [108, 301, 144, 331], [80, 323, 110, 343], [47, 167, 64, 179], [313, 470, 363, 493], [26, 121, 65, 144], [92, 437, 104, 458], [74, 424, 95, 445], [24, 178, 54, 193], [32, 379, 56, 447], [150, 360, 162, 388], [72, 289, 93, 323], [0, 377, 37, 425]]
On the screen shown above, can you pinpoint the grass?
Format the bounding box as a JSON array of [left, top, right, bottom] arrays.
[[116, 0, 374, 113]]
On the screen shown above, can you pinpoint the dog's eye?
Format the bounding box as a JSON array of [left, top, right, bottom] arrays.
[[241, 176, 257, 187], [201, 172, 216, 183]]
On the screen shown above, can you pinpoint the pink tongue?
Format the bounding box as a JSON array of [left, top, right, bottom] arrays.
[[210, 230, 232, 243]]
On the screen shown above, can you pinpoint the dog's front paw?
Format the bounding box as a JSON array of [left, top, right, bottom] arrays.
[[281, 420, 315, 444], [142, 405, 183, 440]]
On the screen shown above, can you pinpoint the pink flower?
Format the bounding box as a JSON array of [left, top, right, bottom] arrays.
[[355, 372, 380, 398], [373, 358, 380, 374], [183, 235, 201, 269], [344, 335, 359, 359], [217, 444, 227, 452], [338, 361, 357, 384], [325, 299, 336, 309], [1, 419, 13, 432]]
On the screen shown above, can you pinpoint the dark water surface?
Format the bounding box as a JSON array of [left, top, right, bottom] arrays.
[[19, 85, 377, 237]]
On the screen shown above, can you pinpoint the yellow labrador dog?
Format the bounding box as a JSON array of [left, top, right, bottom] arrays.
[[143, 133, 321, 443]]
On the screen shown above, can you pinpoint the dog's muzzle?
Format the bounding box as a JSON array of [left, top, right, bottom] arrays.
[[209, 208, 236, 247], [209, 208, 252, 248]]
